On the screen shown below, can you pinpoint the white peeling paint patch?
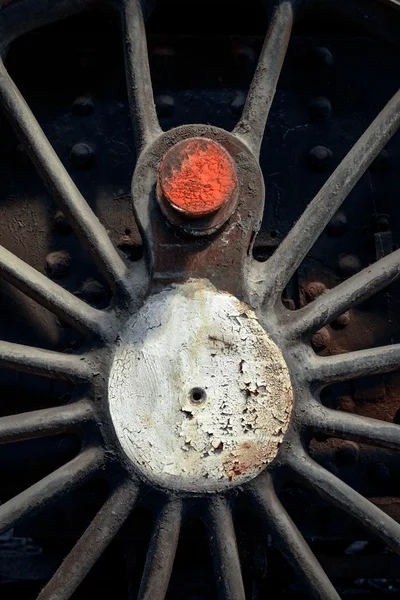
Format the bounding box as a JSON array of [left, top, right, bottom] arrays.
[[108, 279, 293, 492]]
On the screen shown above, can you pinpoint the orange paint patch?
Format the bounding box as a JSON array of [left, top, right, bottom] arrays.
[[158, 138, 237, 217]]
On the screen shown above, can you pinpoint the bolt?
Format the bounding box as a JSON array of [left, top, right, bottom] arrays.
[[232, 44, 256, 76], [335, 441, 359, 465], [54, 210, 72, 234], [369, 149, 389, 173], [309, 96, 332, 121], [304, 281, 327, 302], [332, 311, 351, 329], [313, 46, 334, 68], [157, 137, 238, 218], [336, 396, 356, 413], [377, 214, 390, 232], [155, 94, 175, 118], [311, 327, 331, 350], [45, 251, 71, 279], [338, 254, 361, 277], [230, 91, 246, 116], [117, 233, 143, 261], [70, 142, 94, 168], [308, 145, 332, 171], [80, 279, 107, 306], [326, 211, 347, 236], [72, 95, 94, 116]]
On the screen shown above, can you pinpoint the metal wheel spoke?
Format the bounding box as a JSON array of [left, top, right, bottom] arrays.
[[233, 1, 294, 156], [0, 401, 93, 444], [0, 447, 103, 536], [289, 453, 400, 553], [0, 60, 129, 296], [249, 475, 340, 600], [0, 243, 109, 338], [122, 0, 162, 152], [302, 404, 400, 450], [38, 479, 139, 600], [291, 247, 400, 335], [0, 341, 92, 381], [310, 344, 400, 384], [138, 499, 182, 600], [260, 89, 400, 306], [205, 497, 246, 600]]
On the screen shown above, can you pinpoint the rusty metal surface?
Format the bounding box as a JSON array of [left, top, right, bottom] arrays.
[[0, 0, 398, 598]]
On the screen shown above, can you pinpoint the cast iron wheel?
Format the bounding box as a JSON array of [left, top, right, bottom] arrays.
[[0, 0, 399, 598]]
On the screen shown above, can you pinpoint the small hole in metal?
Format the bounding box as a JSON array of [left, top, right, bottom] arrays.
[[190, 387, 206, 403]]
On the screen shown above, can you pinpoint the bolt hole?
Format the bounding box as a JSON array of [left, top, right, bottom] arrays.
[[125, 228, 131, 235], [190, 387, 206, 403], [269, 230, 278, 239]]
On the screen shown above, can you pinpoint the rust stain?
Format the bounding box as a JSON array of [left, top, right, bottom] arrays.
[[223, 440, 276, 481], [158, 137, 237, 217]]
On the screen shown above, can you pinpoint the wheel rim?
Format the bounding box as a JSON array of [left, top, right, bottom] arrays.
[[0, 1, 398, 599]]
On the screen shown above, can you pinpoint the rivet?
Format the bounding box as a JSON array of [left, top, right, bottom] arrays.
[[308, 145, 332, 171], [311, 327, 331, 350], [377, 214, 390, 232], [117, 233, 143, 262], [304, 281, 327, 302], [155, 94, 175, 118], [45, 251, 71, 279], [80, 278, 107, 306], [338, 254, 361, 277], [332, 311, 351, 329], [335, 441, 359, 465], [70, 142, 94, 168], [230, 91, 246, 116], [313, 46, 334, 68], [326, 211, 347, 236], [369, 149, 389, 173], [54, 210, 72, 234], [72, 95, 94, 116], [232, 44, 256, 66], [309, 96, 332, 121]]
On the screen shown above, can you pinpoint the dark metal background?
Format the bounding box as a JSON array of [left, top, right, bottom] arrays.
[[0, 0, 399, 598]]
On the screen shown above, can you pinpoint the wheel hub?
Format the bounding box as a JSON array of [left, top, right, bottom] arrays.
[[108, 280, 293, 492]]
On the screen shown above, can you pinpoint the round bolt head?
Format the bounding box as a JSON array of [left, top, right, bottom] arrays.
[[155, 94, 175, 118], [70, 142, 94, 168], [313, 46, 334, 68], [311, 327, 331, 350], [309, 96, 332, 121], [339, 254, 361, 277], [54, 210, 72, 234], [332, 311, 351, 329], [304, 281, 327, 302], [158, 137, 238, 218], [308, 145, 333, 171], [80, 278, 107, 306], [327, 211, 347, 236], [231, 91, 246, 116], [45, 251, 71, 279], [72, 95, 94, 116]]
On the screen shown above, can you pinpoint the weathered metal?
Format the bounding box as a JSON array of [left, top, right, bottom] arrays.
[[0, 0, 398, 598]]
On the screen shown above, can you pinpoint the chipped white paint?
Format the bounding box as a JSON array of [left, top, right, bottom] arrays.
[[109, 280, 293, 492]]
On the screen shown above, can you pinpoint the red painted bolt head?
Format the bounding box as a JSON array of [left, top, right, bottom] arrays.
[[158, 137, 238, 219]]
